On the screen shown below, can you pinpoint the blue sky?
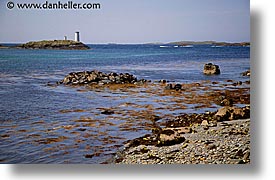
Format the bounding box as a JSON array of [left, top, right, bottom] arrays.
[[0, 0, 250, 43]]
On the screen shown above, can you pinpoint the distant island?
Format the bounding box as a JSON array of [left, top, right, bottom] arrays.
[[147, 41, 250, 46], [17, 40, 90, 50], [0, 40, 90, 50], [167, 41, 250, 46]]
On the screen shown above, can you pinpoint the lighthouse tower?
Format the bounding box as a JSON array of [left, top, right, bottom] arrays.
[[75, 31, 80, 42]]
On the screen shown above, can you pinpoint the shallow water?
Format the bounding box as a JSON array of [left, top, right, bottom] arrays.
[[0, 44, 250, 163]]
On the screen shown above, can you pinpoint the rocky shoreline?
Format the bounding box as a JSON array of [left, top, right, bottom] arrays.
[[56, 69, 250, 164], [110, 103, 250, 164], [114, 118, 250, 164]]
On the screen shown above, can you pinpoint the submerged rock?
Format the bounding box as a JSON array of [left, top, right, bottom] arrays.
[[165, 83, 182, 90], [203, 63, 221, 75]]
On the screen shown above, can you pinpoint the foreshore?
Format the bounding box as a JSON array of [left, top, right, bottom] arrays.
[[114, 118, 250, 164], [56, 69, 250, 164]]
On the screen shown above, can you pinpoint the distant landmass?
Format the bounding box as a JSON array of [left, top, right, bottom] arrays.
[[18, 40, 90, 50], [0, 40, 250, 48], [0, 40, 90, 50], [148, 41, 250, 46]]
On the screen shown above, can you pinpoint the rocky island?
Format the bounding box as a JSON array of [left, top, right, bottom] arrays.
[[17, 40, 90, 50]]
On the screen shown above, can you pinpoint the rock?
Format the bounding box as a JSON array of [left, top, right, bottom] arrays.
[[174, 84, 182, 90], [220, 98, 233, 106], [165, 84, 173, 90], [207, 144, 217, 150], [162, 127, 191, 134], [58, 70, 141, 86], [241, 70, 250, 76], [158, 133, 185, 146], [243, 151, 250, 161], [201, 120, 209, 126], [101, 109, 115, 115], [215, 106, 250, 121], [84, 154, 94, 158], [164, 83, 182, 90], [203, 63, 221, 75], [215, 106, 232, 121]]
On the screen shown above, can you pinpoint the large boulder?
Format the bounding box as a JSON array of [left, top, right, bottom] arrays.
[[203, 63, 221, 75], [215, 106, 250, 121]]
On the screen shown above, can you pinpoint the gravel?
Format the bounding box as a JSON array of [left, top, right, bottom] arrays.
[[115, 119, 250, 164]]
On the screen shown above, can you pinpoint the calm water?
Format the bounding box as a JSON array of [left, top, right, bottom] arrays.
[[0, 44, 250, 163]]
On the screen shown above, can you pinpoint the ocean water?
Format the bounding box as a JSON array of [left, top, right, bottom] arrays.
[[0, 44, 250, 163]]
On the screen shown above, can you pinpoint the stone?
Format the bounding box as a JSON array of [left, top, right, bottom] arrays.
[[201, 120, 209, 126], [215, 106, 250, 121], [159, 79, 167, 83], [215, 106, 232, 121], [207, 144, 217, 150], [101, 109, 115, 115], [174, 84, 182, 90], [220, 98, 233, 106], [58, 70, 141, 86], [163, 127, 191, 134], [164, 83, 182, 90], [241, 70, 251, 76], [203, 63, 221, 75], [158, 133, 185, 146]]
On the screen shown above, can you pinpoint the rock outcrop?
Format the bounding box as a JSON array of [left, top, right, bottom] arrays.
[[214, 106, 250, 121], [58, 70, 147, 85], [203, 63, 221, 75], [17, 40, 90, 50]]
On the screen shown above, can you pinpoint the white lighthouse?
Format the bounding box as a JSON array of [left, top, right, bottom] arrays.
[[75, 31, 80, 42]]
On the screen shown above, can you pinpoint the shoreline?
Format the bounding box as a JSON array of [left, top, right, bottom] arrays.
[[55, 69, 250, 164], [113, 118, 250, 164]]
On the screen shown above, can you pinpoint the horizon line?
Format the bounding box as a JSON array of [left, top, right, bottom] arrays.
[[0, 40, 251, 45]]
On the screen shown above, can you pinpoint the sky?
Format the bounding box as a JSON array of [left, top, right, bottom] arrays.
[[0, 0, 250, 44]]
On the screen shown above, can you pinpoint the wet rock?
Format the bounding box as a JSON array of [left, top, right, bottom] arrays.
[[101, 109, 115, 115], [215, 107, 232, 121], [215, 106, 250, 121], [164, 83, 182, 90], [84, 154, 94, 158], [174, 84, 182, 90], [159, 79, 167, 83], [203, 63, 221, 75], [166, 112, 216, 127], [165, 84, 173, 90], [220, 98, 233, 106], [162, 127, 192, 135], [58, 70, 142, 86], [241, 70, 251, 76]]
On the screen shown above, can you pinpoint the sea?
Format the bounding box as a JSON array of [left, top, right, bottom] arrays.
[[0, 44, 250, 163]]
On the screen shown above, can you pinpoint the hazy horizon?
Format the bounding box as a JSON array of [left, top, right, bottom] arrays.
[[0, 0, 250, 44]]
